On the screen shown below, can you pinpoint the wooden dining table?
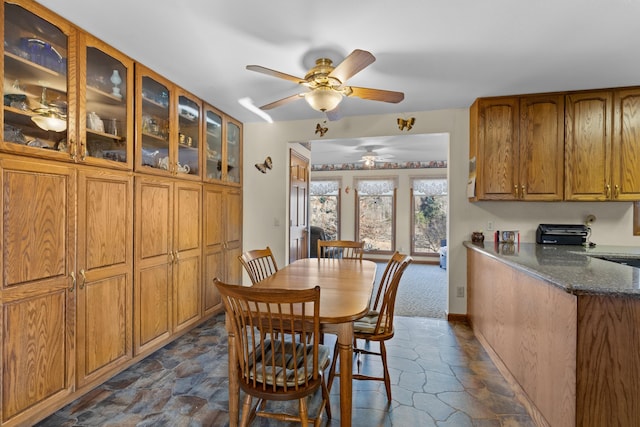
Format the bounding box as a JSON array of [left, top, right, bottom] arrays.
[[225, 257, 377, 427]]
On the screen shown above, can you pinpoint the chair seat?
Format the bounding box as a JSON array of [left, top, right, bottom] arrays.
[[248, 340, 331, 387], [353, 311, 390, 334]]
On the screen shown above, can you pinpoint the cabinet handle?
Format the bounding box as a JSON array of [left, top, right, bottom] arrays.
[[79, 269, 86, 290], [169, 251, 175, 262], [69, 271, 76, 292], [521, 185, 526, 199], [615, 184, 620, 198], [174, 250, 180, 262], [606, 184, 611, 198], [80, 140, 87, 161], [514, 184, 519, 198]]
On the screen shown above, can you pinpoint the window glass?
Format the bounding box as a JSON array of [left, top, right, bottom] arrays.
[[412, 178, 447, 254], [310, 180, 340, 240], [356, 178, 396, 252]]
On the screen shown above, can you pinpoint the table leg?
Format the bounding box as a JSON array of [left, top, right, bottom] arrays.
[[335, 322, 353, 427], [226, 315, 239, 427]]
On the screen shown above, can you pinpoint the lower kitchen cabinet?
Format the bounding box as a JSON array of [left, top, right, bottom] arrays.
[[75, 168, 134, 388], [134, 176, 202, 355], [203, 184, 242, 316], [0, 158, 76, 426], [0, 158, 135, 426]]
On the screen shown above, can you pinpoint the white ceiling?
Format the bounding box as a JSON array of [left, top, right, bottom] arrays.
[[37, 0, 640, 163], [309, 134, 448, 165]]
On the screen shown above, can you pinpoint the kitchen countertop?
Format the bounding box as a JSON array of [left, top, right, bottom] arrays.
[[464, 241, 640, 297]]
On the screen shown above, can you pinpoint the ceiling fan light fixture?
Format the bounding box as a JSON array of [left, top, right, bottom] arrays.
[[362, 155, 376, 168], [304, 87, 343, 112]]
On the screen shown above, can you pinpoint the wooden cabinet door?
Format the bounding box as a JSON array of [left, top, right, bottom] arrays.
[[0, 158, 75, 424], [473, 97, 520, 200], [173, 181, 202, 332], [134, 176, 173, 355], [225, 188, 243, 284], [519, 94, 565, 201], [565, 91, 613, 200], [612, 88, 640, 201], [75, 169, 133, 387], [203, 185, 224, 315]]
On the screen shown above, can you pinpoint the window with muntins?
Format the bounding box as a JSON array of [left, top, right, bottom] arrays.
[[355, 178, 396, 253]]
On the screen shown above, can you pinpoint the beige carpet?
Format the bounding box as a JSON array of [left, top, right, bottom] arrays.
[[373, 262, 447, 318]]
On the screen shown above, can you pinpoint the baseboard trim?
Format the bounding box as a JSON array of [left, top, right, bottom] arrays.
[[447, 313, 468, 323]]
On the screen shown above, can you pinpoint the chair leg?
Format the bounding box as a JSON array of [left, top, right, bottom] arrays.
[[327, 341, 340, 392], [240, 394, 253, 427], [321, 373, 332, 420], [380, 341, 392, 401], [299, 397, 309, 427]]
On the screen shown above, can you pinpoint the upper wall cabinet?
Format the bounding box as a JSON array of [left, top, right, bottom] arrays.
[[565, 88, 640, 201], [469, 94, 564, 201], [2, 1, 76, 161], [2, 1, 134, 169], [203, 102, 242, 185], [77, 32, 134, 169], [135, 64, 201, 180]]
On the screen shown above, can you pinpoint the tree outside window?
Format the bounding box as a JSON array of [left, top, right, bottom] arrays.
[[310, 180, 340, 240], [356, 178, 396, 253], [412, 178, 447, 254]]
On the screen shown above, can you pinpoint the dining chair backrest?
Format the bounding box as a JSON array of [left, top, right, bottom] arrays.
[[238, 246, 278, 284], [214, 278, 330, 425], [370, 251, 412, 337], [317, 240, 364, 260]]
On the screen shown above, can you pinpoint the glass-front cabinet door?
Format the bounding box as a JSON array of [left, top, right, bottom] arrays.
[[135, 64, 172, 175], [203, 105, 222, 181], [176, 89, 201, 179], [225, 117, 242, 184], [79, 32, 133, 169], [2, 1, 76, 161]]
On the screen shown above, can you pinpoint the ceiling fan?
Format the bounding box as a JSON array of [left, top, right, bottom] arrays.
[[358, 145, 393, 167], [246, 49, 404, 120]]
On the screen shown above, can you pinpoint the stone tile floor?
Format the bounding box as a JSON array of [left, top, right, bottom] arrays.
[[37, 314, 535, 426]]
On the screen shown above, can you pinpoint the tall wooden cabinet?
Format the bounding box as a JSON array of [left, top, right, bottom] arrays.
[[133, 176, 202, 355], [470, 94, 564, 201], [75, 168, 133, 388], [203, 184, 242, 316], [0, 2, 242, 425], [0, 158, 76, 426]]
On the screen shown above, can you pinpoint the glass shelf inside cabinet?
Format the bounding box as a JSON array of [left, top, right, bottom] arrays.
[[205, 110, 222, 180], [140, 76, 170, 169], [3, 3, 69, 153], [226, 121, 240, 183], [85, 47, 128, 163], [177, 95, 200, 176]]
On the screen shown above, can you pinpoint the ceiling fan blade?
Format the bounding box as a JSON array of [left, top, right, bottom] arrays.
[[259, 93, 304, 110], [349, 86, 405, 103], [246, 65, 305, 84], [328, 49, 375, 84]]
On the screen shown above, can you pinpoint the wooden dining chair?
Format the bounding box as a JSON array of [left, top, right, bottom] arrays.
[[238, 246, 278, 284], [214, 278, 331, 427], [317, 240, 364, 260], [327, 251, 412, 401]]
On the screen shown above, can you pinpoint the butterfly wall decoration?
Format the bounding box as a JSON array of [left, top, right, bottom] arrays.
[[397, 117, 415, 131], [255, 156, 273, 173], [315, 123, 328, 137]]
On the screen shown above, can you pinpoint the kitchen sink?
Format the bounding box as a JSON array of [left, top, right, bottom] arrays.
[[590, 255, 640, 268]]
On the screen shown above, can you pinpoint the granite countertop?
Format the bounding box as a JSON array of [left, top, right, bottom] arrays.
[[464, 241, 640, 297]]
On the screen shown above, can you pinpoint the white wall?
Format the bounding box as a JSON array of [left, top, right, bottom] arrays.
[[242, 108, 640, 315]]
